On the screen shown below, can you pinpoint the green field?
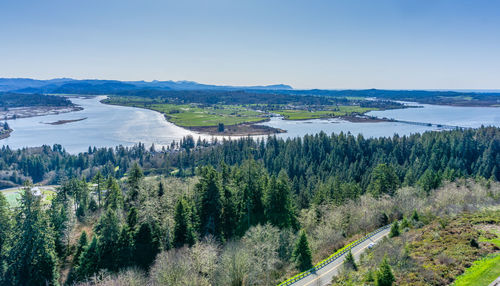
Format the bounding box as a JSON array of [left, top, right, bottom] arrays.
[[1, 186, 57, 207], [104, 97, 267, 127], [452, 254, 500, 286], [104, 97, 381, 126], [276, 106, 377, 120]]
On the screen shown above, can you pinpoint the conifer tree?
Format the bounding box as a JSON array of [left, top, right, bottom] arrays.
[[196, 166, 223, 239], [389, 221, 400, 238], [264, 172, 296, 229], [401, 217, 410, 229], [158, 180, 165, 197], [376, 256, 395, 286], [96, 208, 121, 271], [105, 177, 123, 210], [173, 199, 195, 247], [0, 192, 11, 259], [0, 192, 11, 283], [50, 188, 71, 257], [344, 249, 358, 271], [77, 236, 99, 281], [411, 210, 419, 222], [368, 164, 399, 197], [127, 206, 138, 230], [220, 163, 237, 239], [293, 230, 313, 271], [418, 168, 441, 193], [134, 222, 159, 270], [237, 159, 265, 234], [74, 231, 88, 266], [6, 187, 59, 285], [92, 171, 104, 207], [117, 226, 134, 268], [127, 162, 143, 202]]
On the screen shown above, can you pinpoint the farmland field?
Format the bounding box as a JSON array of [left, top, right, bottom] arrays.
[[275, 106, 377, 120]]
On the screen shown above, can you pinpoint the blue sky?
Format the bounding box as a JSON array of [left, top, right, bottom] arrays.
[[1, 0, 499, 89]]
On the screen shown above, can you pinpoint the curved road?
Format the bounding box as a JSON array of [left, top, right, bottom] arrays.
[[291, 227, 391, 286]]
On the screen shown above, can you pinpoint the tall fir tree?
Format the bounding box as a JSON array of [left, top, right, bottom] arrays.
[[92, 171, 104, 207], [376, 256, 395, 286], [389, 221, 400, 238], [134, 222, 160, 270], [0, 192, 11, 259], [158, 180, 165, 197], [96, 208, 121, 271], [105, 177, 123, 210], [293, 230, 313, 271], [264, 172, 296, 229], [6, 186, 59, 286], [116, 226, 134, 269], [368, 164, 399, 197], [127, 162, 143, 202], [344, 250, 358, 271], [236, 159, 265, 235], [73, 231, 88, 266], [0, 192, 11, 283], [173, 199, 195, 247], [127, 206, 138, 230], [196, 166, 223, 239], [220, 163, 237, 239], [76, 236, 100, 281]]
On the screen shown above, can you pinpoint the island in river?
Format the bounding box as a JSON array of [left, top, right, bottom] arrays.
[[101, 95, 397, 136], [43, 117, 87, 125]]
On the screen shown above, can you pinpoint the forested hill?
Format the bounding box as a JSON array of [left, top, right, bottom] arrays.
[[1, 78, 499, 106], [0, 93, 74, 108]]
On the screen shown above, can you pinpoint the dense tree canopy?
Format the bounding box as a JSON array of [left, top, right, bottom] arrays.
[[0, 126, 497, 285]]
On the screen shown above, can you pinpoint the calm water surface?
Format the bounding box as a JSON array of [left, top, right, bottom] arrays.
[[2, 97, 499, 153], [2, 96, 209, 153], [367, 102, 500, 128]]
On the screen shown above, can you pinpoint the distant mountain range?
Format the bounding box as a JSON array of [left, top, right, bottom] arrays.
[[0, 78, 293, 94]]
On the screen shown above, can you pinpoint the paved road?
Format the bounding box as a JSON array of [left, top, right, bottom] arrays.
[[291, 227, 391, 286], [490, 276, 500, 286]]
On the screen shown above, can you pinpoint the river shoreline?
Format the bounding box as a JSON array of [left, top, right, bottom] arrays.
[[0, 129, 13, 140], [184, 121, 286, 136], [1, 105, 83, 121]]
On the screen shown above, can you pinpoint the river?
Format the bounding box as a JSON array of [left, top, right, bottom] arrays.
[[1, 96, 499, 153]]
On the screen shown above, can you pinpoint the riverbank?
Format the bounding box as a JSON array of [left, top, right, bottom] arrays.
[[0, 128, 13, 140], [0, 105, 83, 120]]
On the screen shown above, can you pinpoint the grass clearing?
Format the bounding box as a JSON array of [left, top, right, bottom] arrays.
[[276, 106, 376, 120], [104, 97, 267, 127], [452, 254, 500, 286], [1, 186, 57, 207]]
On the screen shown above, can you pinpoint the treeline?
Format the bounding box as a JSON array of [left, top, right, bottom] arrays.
[[263, 89, 500, 107], [0, 93, 74, 108], [186, 127, 499, 206], [1, 127, 498, 200], [113, 89, 336, 105]]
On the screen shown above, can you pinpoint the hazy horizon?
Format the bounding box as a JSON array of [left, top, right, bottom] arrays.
[[1, 0, 500, 90], [4, 77, 500, 92]]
